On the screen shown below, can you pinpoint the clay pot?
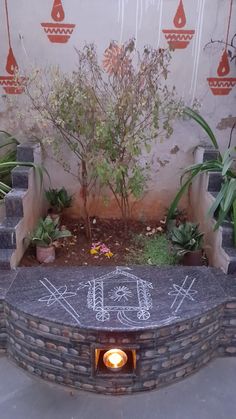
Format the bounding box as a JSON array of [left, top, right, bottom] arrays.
[[182, 250, 203, 266], [36, 246, 55, 264]]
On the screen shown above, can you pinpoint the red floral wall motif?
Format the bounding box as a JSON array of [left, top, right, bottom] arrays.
[[162, 0, 195, 50], [0, 0, 24, 94], [207, 0, 236, 95], [103, 43, 132, 77], [41, 0, 75, 43]]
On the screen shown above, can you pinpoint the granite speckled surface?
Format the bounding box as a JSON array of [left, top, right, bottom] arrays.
[[0, 270, 17, 299], [5, 266, 227, 331]]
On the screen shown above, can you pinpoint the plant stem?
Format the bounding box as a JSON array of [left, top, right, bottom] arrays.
[[81, 160, 92, 240]]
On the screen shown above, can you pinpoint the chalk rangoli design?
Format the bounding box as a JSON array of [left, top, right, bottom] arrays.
[[168, 275, 198, 313], [39, 277, 80, 324], [38, 269, 198, 327], [77, 267, 153, 326]]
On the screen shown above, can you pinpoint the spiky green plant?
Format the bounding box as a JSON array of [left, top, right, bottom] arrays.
[[171, 222, 204, 256]]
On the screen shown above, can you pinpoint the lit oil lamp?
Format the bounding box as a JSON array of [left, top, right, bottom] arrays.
[[103, 349, 128, 372]]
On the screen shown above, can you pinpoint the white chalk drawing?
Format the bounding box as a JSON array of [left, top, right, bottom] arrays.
[[38, 269, 199, 328], [168, 275, 198, 313], [109, 285, 133, 302], [77, 267, 153, 326], [39, 277, 81, 325]]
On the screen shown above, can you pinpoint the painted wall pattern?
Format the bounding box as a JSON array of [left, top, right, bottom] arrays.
[[41, 0, 75, 44], [0, 0, 25, 94], [207, 0, 236, 95], [0, 0, 235, 98], [162, 0, 195, 50]]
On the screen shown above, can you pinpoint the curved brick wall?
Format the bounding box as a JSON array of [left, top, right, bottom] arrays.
[[5, 303, 222, 394]]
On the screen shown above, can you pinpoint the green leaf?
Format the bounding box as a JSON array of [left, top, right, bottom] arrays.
[[184, 107, 220, 156], [208, 182, 228, 218], [232, 199, 236, 246]]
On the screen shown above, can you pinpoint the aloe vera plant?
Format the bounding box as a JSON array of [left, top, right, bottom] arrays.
[[167, 108, 236, 246], [171, 222, 204, 256]]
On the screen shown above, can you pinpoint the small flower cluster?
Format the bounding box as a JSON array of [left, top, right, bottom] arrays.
[[90, 242, 113, 258]]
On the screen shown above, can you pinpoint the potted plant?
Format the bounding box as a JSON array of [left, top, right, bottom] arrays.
[[45, 187, 72, 220], [166, 207, 187, 232], [171, 222, 204, 266], [31, 216, 71, 263], [167, 108, 236, 246]]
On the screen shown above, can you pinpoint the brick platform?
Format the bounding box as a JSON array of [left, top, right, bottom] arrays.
[[0, 266, 236, 394]]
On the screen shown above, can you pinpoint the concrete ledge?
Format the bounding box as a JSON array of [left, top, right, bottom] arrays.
[[0, 143, 46, 269], [191, 147, 236, 274]]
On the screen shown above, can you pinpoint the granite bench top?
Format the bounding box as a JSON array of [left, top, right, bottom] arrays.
[[1, 265, 233, 331]]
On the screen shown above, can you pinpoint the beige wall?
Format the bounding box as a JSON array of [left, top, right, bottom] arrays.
[[0, 0, 235, 219]]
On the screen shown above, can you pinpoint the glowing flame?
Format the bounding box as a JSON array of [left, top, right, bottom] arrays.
[[6, 48, 18, 75], [51, 0, 65, 22], [108, 352, 123, 367], [103, 349, 128, 370], [217, 50, 230, 77], [173, 0, 186, 29]]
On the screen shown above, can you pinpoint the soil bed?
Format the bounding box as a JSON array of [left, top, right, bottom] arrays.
[[20, 216, 164, 268]]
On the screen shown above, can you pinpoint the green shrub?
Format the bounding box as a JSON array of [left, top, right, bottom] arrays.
[[128, 234, 177, 266]]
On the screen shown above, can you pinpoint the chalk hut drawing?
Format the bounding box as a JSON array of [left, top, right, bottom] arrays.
[[77, 267, 153, 326], [41, 0, 75, 44], [162, 0, 195, 50]]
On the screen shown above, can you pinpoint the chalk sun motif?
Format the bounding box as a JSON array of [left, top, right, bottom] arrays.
[[108, 285, 133, 302]]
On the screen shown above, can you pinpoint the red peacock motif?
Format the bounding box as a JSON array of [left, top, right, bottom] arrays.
[[41, 0, 75, 44], [162, 0, 195, 50]]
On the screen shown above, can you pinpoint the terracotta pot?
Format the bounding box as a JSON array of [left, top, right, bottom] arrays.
[[36, 246, 55, 264], [182, 250, 203, 266]]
